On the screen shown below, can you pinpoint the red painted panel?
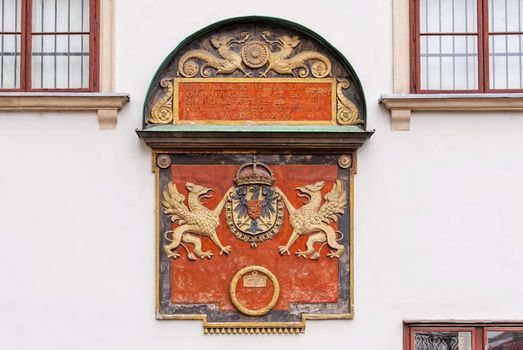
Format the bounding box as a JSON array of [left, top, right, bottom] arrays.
[[177, 81, 333, 122], [169, 164, 340, 311]]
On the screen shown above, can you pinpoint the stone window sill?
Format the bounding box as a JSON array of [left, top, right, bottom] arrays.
[[0, 92, 130, 129], [379, 93, 523, 131]]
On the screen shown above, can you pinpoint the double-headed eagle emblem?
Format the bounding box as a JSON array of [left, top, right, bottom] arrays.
[[161, 160, 347, 261]]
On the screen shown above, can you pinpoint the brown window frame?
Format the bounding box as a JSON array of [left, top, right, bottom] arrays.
[[0, 0, 100, 92], [410, 0, 523, 93], [404, 321, 523, 350]]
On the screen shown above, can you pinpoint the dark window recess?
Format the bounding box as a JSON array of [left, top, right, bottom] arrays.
[[411, 0, 523, 93], [405, 322, 523, 350], [0, 0, 99, 91]]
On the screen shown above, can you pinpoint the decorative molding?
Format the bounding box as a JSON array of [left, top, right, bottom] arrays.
[[380, 94, 523, 131], [0, 93, 130, 129], [100, 0, 116, 93], [204, 325, 305, 334], [137, 125, 373, 152], [393, 0, 410, 94]]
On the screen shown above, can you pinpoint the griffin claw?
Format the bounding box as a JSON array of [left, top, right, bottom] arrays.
[[327, 251, 341, 259], [220, 246, 232, 255], [295, 250, 309, 258], [165, 250, 181, 259], [310, 252, 321, 260], [187, 253, 197, 261], [200, 252, 213, 259], [278, 246, 290, 255]]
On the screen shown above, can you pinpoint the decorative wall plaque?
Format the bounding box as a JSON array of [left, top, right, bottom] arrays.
[[137, 17, 373, 333]]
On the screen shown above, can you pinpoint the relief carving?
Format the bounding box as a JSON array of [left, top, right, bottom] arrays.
[[178, 32, 253, 78], [149, 77, 174, 124], [177, 32, 332, 79], [259, 31, 331, 78], [336, 79, 364, 125], [276, 180, 347, 260], [162, 182, 233, 260]]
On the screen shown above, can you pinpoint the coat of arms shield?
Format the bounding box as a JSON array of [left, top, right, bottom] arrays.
[[226, 160, 284, 245]]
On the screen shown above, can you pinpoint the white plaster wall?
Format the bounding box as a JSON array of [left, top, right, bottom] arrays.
[[1, 0, 523, 349]]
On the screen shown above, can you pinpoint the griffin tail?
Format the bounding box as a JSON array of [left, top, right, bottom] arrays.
[[178, 50, 223, 78], [291, 51, 332, 78]]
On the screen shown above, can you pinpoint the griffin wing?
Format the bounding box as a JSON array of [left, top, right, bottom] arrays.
[[162, 182, 191, 224], [317, 180, 347, 224]]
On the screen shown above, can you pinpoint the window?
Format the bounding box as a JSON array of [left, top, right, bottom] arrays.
[[412, 0, 523, 92], [0, 0, 99, 91], [404, 322, 523, 350]]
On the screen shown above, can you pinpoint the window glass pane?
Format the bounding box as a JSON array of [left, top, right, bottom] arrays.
[[489, 0, 523, 33], [33, 0, 90, 33], [488, 330, 523, 349], [414, 331, 472, 350], [0, 34, 20, 88], [420, 0, 477, 33], [1, 0, 22, 32], [32, 34, 89, 88], [489, 34, 523, 88], [420, 35, 478, 90]]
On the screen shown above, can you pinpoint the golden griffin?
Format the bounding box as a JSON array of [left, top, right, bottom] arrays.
[[276, 180, 347, 260], [177, 31, 331, 78], [259, 31, 331, 78], [178, 32, 253, 77], [162, 182, 233, 260]]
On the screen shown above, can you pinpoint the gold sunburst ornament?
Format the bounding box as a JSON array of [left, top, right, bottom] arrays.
[[241, 41, 270, 68]]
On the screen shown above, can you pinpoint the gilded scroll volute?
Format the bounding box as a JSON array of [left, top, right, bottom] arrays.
[[337, 79, 363, 125], [148, 78, 174, 124]]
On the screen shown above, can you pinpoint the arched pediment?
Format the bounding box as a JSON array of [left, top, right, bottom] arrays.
[[142, 16, 367, 129]]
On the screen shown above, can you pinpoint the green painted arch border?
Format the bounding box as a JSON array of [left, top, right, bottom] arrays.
[[142, 16, 367, 128]]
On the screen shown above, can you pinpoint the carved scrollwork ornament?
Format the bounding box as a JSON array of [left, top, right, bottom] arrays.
[[175, 31, 332, 78], [149, 78, 174, 124], [336, 79, 364, 125]]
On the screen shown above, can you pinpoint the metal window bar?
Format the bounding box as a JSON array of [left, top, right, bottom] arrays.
[[1, 0, 5, 87], [0, 0, 96, 91], [466, 0, 470, 88], [53, 0, 57, 88], [67, 0, 69, 87], [439, 0, 442, 89], [485, 0, 523, 90], [491, 0, 496, 88], [30, 0, 90, 89], [40, 0, 43, 87], [519, 0, 522, 87], [419, 0, 480, 91], [426, 0, 430, 88], [80, 0, 84, 87], [505, 0, 508, 88], [452, 0, 456, 89], [0, 1, 22, 89]]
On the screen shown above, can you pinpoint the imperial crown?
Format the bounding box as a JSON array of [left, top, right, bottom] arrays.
[[243, 273, 268, 288], [234, 158, 274, 186]]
